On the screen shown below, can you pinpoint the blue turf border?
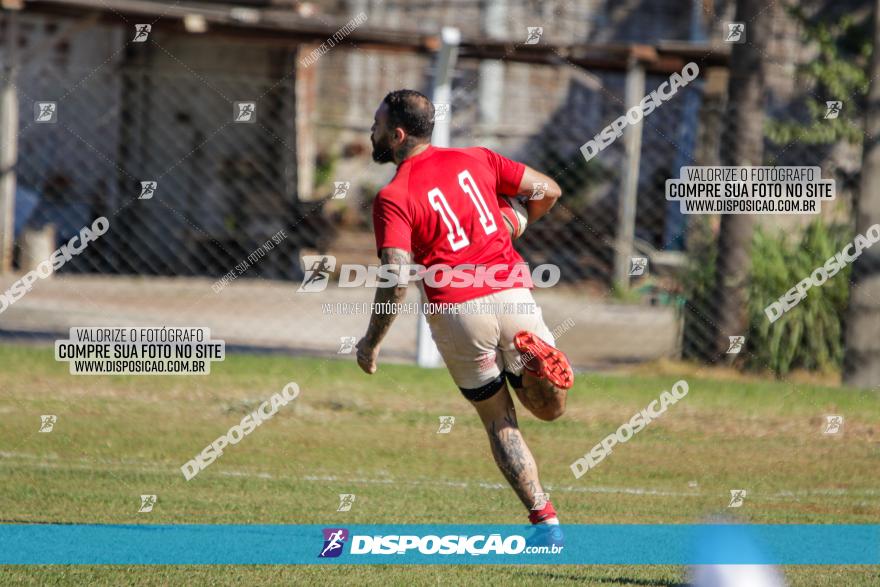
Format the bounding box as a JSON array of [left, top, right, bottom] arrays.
[[1, 524, 878, 565]]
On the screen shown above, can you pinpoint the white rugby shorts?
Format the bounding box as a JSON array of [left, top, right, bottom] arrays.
[[425, 288, 555, 392]]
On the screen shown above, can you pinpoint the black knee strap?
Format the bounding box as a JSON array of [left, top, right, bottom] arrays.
[[459, 374, 505, 402], [504, 371, 523, 389]]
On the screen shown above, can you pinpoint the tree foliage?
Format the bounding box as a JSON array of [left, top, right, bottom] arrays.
[[766, 4, 872, 145]]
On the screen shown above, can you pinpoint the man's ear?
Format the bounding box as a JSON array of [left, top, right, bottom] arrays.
[[393, 127, 407, 145]]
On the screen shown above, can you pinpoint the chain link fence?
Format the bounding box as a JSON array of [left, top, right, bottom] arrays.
[[8, 17, 330, 281], [1, 10, 875, 377]]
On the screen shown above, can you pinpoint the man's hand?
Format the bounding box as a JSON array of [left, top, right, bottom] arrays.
[[356, 337, 379, 374]]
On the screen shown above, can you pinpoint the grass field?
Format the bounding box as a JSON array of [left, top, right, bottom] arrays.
[[1, 342, 878, 585]]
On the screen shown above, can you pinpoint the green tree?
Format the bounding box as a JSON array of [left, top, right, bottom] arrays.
[[766, 4, 871, 146]]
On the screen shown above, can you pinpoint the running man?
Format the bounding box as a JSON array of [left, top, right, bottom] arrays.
[[320, 529, 346, 557], [355, 89, 573, 528]]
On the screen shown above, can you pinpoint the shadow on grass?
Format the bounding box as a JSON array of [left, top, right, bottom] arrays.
[[525, 570, 685, 587]]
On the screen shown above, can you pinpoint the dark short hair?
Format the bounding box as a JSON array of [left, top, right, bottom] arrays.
[[382, 89, 434, 139]]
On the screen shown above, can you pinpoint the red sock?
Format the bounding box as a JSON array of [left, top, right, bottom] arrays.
[[528, 500, 558, 524]]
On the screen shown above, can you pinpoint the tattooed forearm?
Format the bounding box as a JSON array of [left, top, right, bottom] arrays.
[[487, 407, 541, 509], [364, 247, 411, 347]]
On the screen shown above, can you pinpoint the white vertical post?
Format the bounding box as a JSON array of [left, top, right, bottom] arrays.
[[430, 27, 460, 147], [477, 0, 505, 146], [416, 27, 460, 369], [612, 58, 645, 288], [0, 10, 19, 273]]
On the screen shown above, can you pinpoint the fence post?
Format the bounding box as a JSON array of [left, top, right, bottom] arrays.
[[429, 27, 459, 147], [612, 57, 645, 289], [0, 10, 19, 273], [476, 0, 505, 146], [294, 43, 317, 202], [415, 27, 460, 369]]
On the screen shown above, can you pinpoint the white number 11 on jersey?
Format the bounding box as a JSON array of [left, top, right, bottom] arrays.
[[428, 169, 498, 251]]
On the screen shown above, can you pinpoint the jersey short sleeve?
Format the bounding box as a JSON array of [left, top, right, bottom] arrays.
[[372, 191, 413, 255], [477, 147, 526, 196]]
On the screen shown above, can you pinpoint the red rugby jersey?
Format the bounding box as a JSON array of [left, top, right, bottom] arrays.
[[372, 145, 529, 303]]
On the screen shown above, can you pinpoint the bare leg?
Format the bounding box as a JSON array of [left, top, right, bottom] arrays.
[[470, 381, 546, 511], [512, 370, 567, 422]]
